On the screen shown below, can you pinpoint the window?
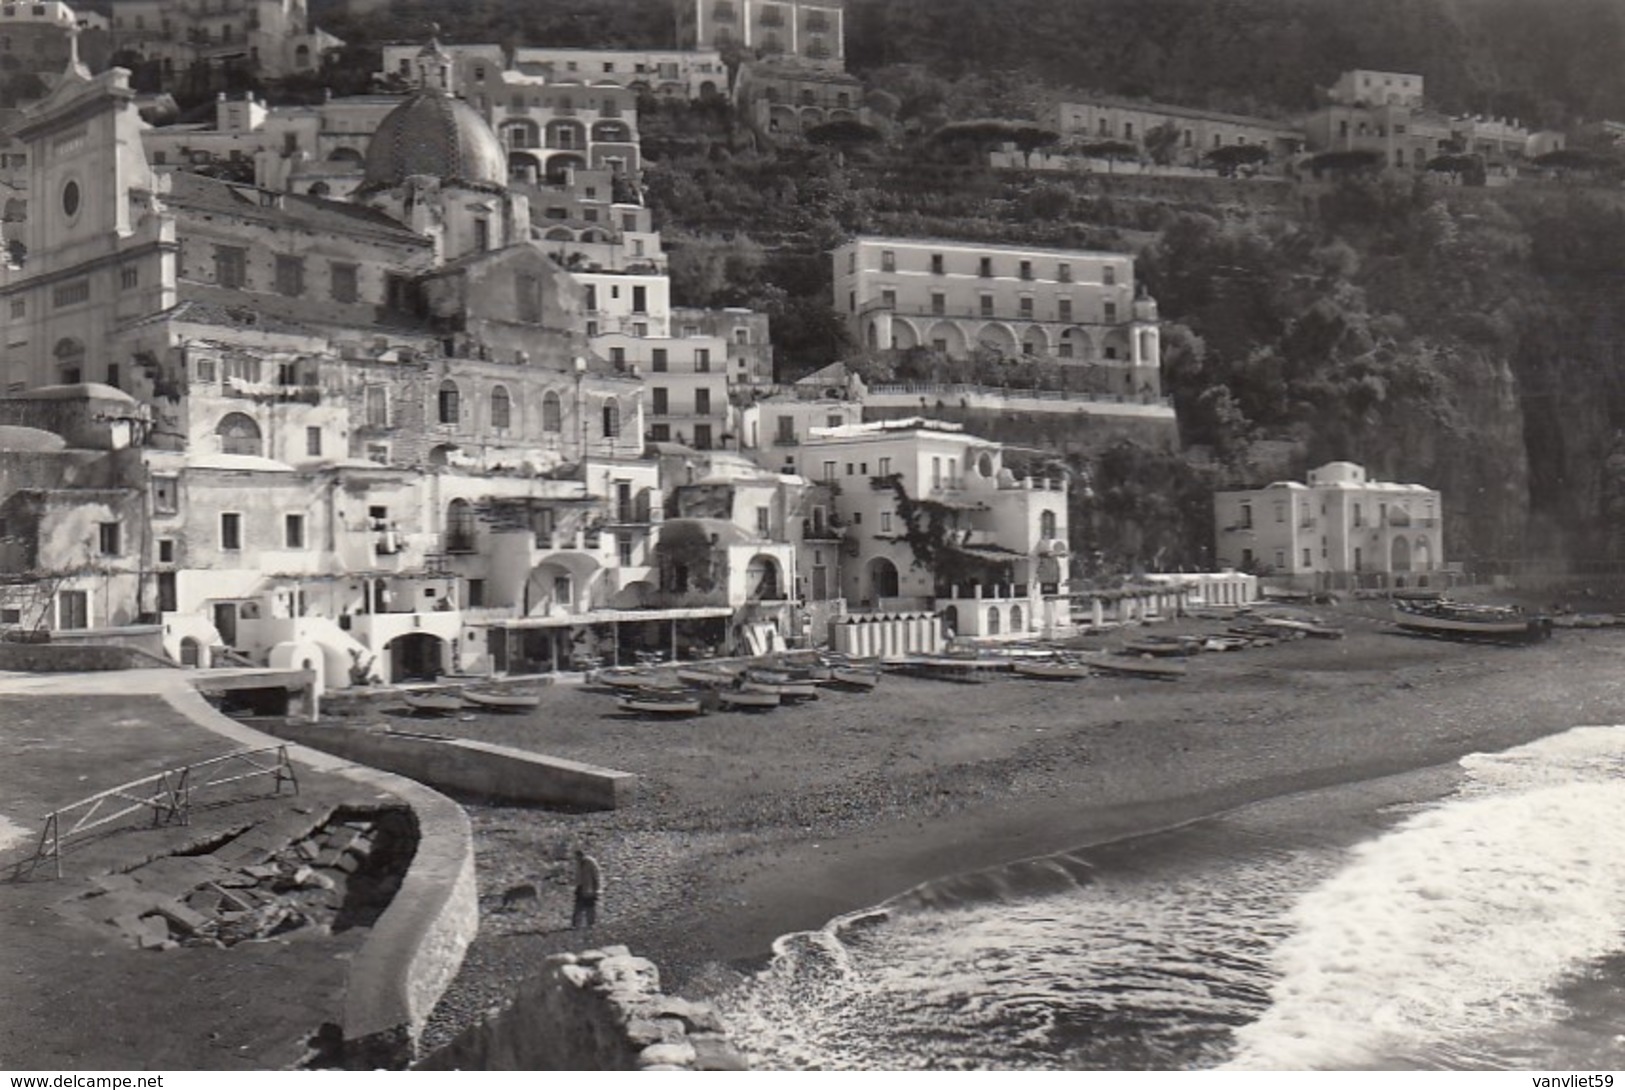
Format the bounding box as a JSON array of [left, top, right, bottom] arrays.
[[693, 424, 713, 450], [331, 263, 358, 303], [366, 443, 389, 465], [53, 280, 89, 308], [979, 256, 993, 277], [214, 246, 247, 289], [8, 299, 21, 319], [931, 292, 946, 316], [221, 513, 242, 551], [880, 511, 893, 533], [1240, 502, 1253, 529], [1302, 547, 1312, 567], [652, 348, 668, 372], [650, 423, 670, 441], [1058, 262, 1072, 283], [274, 255, 304, 297], [490, 385, 511, 429], [365, 386, 388, 428], [696, 348, 711, 372], [881, 289, 896, 309], [610, 346, 626, 369], [632, 285, 647, 314], [306, 426, 322, 456], [57, 590, 88, 630], [881, 249, 896, 272], [152, 476, 179, 515], [980, 293, 994, 317], [1103, 265, 1117, 286], [543, 391, 562, 432], [602, 397, 621, 438], [285, 514, 305, 549], [467, 578, 487, 608], [695, 388, 712, 415], [158, 539, 175, 564], [1104, 301, 1118, 323], [120, 265, 139, 291], [1019, 259, 1033, 281], [98, 522, 120, 556], [516, 272, 541, 323], [652, 388, 669, 415], [757, 506, 771, 536], [1019, 296, 1033, 318], [931, 253, 944, 274], [217, 412, 262, 456], [823, 460, 837, 481], [438, 381, 460, 425], [1058, 298, 1072, 322]]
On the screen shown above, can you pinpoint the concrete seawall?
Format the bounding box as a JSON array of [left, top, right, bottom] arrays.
[[264, 720, 638, 810], [159, 686, 480, 1066]]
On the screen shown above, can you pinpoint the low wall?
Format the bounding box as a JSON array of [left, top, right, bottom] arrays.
[[418, 945, 746, 1071], [159, 686, 479, 1068], [265, 721, 638, 810], [0, 641, 171, 672]]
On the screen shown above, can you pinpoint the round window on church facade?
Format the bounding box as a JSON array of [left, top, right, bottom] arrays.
[[61, 180, 80, 219]]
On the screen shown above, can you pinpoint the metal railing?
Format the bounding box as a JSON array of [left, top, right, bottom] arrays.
[[12, 746, 299, 880]]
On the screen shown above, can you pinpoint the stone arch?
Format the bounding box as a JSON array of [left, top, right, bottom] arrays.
[[490, 384, 512, 430], [926, 321, 968, 357], [527, 553, 601, 615], [385, 632, 447, 682], [544, 225, 574, 241], [1391, 535, 1412, 573], [545, 152, 587, 183], [1058, 326, 1093, 361], [216, 411, 262, 456], [306, 180, 331, 197], [326, 146, 363, 163], [294, 43, 311, 68], [986, 605, 1001, 635], [867, 556, 900, 600], [506, 119, 540, 149], [976, 322, 1020, 357], [799, 106, 825, 127], [768, 104, 797, 133], [1021, 324, 1050, 356], [546, 118, 586, 150], [891, 317, 921, 350], [580, 226, 613, 244], [699, 80, 718, 99], [542, 390, 563, 433], [592, 120, 632, 143], [1101, 327, 1132, 363], [941, 604, 959, 636], [745, 554, 784, 600], [1413, 536, 1433, 571], [427, 443, 458, 468], [508, 150, 542, 182], [1009, 604, 1024, 632]]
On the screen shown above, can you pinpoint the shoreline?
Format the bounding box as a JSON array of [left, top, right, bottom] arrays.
[[413, 612, 1625, 1055]]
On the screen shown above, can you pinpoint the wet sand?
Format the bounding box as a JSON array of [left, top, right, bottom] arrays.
[[400, 604, 1625, 1053]]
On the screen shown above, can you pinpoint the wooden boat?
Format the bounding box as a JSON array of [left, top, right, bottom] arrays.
[[594, 669, 661, 694], [1393, 599, 1552, 644], [1256, 616, 1345, 639], [821, 667, 881, 692], [403, 693, 463, 716], [461, 689, 541, 712], [1201, 635, 1251, 653], [717, 688, 780, 711], [740, 677, 820, 701], [676, 666, 740, 689], [1089, 655, 1187, 680], [618, 691, 704, 716], [1121, 635, 1198, 657], [1011, 659, 1093, 680]]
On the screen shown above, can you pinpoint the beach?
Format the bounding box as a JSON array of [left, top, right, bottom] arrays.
[[399, 603, 1625, 1056]]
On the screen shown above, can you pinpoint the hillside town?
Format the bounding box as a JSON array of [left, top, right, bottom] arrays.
[[0, 0, 1482, 690], [8, 0, 1625, 1076]]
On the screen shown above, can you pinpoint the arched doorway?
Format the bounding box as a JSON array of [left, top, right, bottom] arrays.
[[1391, 536, 1412, 573], [986, 606, 1001, 635], [387, 633, 445, 681], [445, 498, 476, 552], [179, 637, 201, 667], [941, 604, 959, 637], [1413, 536, 1433, 571], [1009, 604, 1024, 633], [976, 322, 1019, 357], [867, 556, 900, 600], [745, 554, 783, 600], [217, 412, 262, 456]]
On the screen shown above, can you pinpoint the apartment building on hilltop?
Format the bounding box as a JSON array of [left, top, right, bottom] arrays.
[[677, 0, 844, 69]]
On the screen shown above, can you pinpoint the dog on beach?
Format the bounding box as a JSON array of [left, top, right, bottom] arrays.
[[499, 882, 539, 911]]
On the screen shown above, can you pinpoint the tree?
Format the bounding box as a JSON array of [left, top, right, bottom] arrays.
[[1305, 149, 1385, 176], [1425, 153, 1484, 184], [1204, 143, 1271, 177], [1071, 139, 1139, 174], [1144, 121, 1183, 166], [805, 118, 885, 164]]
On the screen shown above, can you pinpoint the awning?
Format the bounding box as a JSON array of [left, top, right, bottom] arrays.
[[487, 606, 734, 629]]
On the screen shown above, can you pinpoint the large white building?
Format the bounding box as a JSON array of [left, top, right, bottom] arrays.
[[833, 236, 1164, 398], [1213, 461, 1444, 589]]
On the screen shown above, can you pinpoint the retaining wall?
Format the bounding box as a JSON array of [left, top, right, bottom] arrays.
[[0, 642, 168, 672], [159, 686, 480, 1068], [265, 721, 638, 810], [418, 946, 746, 1071]]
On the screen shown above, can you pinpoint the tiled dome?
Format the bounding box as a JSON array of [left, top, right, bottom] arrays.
[[360, 90, 508, 193]]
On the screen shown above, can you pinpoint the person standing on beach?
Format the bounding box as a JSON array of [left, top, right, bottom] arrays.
[[572, 848, 603, 930]]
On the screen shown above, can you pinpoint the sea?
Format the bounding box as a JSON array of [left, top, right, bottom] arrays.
[[712, 725, 1625, 1070]]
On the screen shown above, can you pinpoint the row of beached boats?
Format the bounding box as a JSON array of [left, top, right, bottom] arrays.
[[595, 654, 883, 717], [401, 688, 543, 716]]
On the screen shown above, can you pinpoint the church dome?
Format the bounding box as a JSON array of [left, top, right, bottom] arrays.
[[359, 90, 508, 194]]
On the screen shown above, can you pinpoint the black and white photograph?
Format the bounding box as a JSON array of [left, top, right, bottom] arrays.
[[2, 0, 1624, 1075]]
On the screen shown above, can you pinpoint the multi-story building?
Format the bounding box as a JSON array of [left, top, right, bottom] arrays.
[[671, 305, 773, 384], [1213, 461, 1444, 589], [732, 59, 866, 138], [833, 236, 1163, 397], [1046, 97, 1303, 167], [677, 0, 845, 69], [0, 1, 110, 85], [801, 417, 1071, 637], [510, 46, 727, 100], [106, 0, 341, 90]]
